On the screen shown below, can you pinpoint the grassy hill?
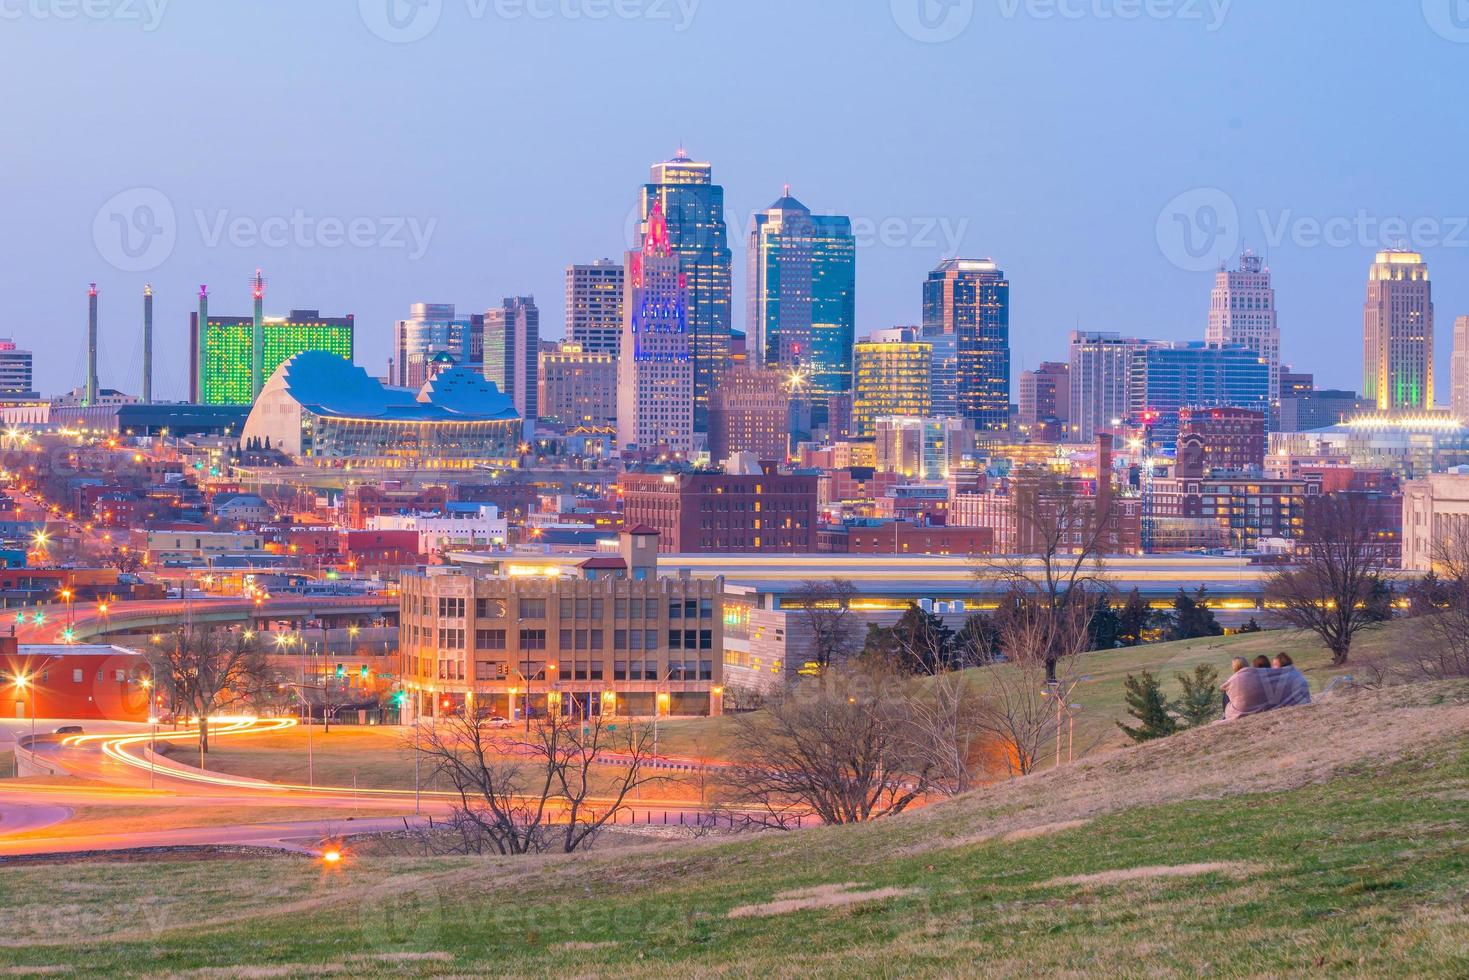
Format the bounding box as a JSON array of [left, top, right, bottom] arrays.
[[0, 660, 1464, 976]]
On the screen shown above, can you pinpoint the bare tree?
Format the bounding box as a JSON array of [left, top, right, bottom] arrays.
[[969, 588, 1097, 776], [1409, 526, 1469, 680], [977, 468, 1116, 681], [791, 579, 861, 673], [722, 663, 931, 825], [1265, 494, 1390, 666], [149, 627, 269, 764], [416, 701, 663, 855], [901, 670, 992, 796]]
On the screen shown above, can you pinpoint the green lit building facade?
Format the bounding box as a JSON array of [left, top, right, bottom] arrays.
[[190, 309, 355, 405]]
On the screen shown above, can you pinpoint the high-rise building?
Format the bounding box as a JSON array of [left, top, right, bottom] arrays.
[[538, 343, 617, 430], [393, 303, 483, 388], [747, 190, 856, 425], [922, 258, 1010, 431], [484, 297, 539, 429], [1279, 369, 1314, 401], [1128, 341, 1271, 447], [1364, 250, 1434, 411], [1452, 316, 1469, 422], [1177, 406, 1268, 471], [566, 260, 625, 356], [190, 300, 354, 406], [1018, 362, 1070, 428], [1068, 331, 1153, 442], [922, 324, 959, 418], [1277, 390, 1369, 432], [852, 336, 932, 438], [0, 340, 35, 397], [618, 200, 694, 456], [639, 150, 732, 432], [1207, 250, 1280, 406], [708, 364, 792, 465]]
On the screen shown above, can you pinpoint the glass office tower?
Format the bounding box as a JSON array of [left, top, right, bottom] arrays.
[[638, 150, 732, 433], [923, 259, 1011, 432]]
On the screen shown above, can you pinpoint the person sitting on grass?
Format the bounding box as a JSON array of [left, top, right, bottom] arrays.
[[1252, 655, 1272, 669], [1222, 653, 1311, 720], [1269, 653, 1312, 707]]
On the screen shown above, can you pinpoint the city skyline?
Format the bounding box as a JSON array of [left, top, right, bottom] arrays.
[[6, 3, 1467, 399]]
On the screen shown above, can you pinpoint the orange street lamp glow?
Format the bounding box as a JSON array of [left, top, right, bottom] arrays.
[[321, 849, 342, 865]]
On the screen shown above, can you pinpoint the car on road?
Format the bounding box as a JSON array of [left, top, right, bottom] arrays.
[[488, 715, 511, 729], [53, 725, 83, 735]]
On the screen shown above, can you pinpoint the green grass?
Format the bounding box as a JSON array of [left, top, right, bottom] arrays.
[[0, 679, 1463, 977]]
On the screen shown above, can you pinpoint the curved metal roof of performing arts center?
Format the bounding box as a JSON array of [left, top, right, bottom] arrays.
[[273, 351, 520, 423]]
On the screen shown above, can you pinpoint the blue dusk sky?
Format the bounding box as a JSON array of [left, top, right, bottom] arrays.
[[1, 0, 1465, 400]]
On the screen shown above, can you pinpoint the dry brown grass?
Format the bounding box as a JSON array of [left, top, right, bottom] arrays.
[[727, 882, 922, 918], [1039, 861, 1263, 888]]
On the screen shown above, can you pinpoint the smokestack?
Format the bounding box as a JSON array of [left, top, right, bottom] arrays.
[[86, 283, 99, 407], [251, 268, 265, 400], [142, 284, 153, 404], [194, 284, 208, 404]]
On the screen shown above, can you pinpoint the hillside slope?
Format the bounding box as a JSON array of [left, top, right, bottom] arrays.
[[1, 680, 1465, 977]]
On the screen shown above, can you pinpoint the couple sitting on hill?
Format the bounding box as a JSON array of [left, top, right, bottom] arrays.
[[1221, 653, 1312, 721]]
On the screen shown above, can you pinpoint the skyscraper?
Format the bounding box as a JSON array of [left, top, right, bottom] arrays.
[[1128, 341, 1271, 448], [852, 336, 932, 438], [483, 297, 540, 430], [1454, 316, 1469, 422], [538, 342, 617, 430], [566, 260, 625, 356], [708, 364, 792, 465], [638, 150, 732, 432], [746, 189, 855, 423], [1207, 250, 1279, 406], [393, 303, 484, 388], [1363, 250, 1434, 411], [1068, 331, 1154, 443], [922, 259, 1010, 431], [618, 200, 694, 455], [921, 324, 959, 417]]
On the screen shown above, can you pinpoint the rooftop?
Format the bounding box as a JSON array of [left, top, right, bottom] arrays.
[[270, 352, 518, 423]]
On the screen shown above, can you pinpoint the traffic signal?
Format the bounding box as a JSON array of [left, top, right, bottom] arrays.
[[390, 690, 406, 707], [359, 664, 369, 680], [335, 663, 345, 679]]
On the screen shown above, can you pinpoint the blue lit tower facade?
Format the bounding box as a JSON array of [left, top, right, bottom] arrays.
[[618, 200, 694, 456], [639, 150, 732, 433], [923, 259, 1011, 432], [747, 189, 855, 427]]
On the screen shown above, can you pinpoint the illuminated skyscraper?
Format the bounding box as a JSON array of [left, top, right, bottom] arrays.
[[483, 297, 540, 429], [566, 260, 625, 356], [0, 339, 35, 397], [747, 190, 855, 424], [618, 200, 694, 455], [922, 258, 1010, 431], [1207, 250, 1279, 408], [852, 336, 932, 438], [190, 287, 354, 405], [1364, 250, 1434, 411], [638, 150, 732, 432]]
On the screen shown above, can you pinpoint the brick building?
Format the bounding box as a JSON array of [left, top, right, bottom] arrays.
[[620, 462, 818, 553]]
